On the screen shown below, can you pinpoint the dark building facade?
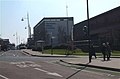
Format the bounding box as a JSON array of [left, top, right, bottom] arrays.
[[0, 38, 10, 51], [34, 17, 74, 47], [73, 6, 120, 50]]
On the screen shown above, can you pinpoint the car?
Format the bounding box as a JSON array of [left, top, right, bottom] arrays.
[[19, 46, 27, 49]]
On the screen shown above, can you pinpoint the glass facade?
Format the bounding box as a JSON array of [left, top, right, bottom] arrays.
[[34, 17, 74, 47]]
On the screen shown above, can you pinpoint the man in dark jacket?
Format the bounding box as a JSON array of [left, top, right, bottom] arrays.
[[101, 43, 107, 61], [106, 42, 112, 60], [90, 44, 97, 59]]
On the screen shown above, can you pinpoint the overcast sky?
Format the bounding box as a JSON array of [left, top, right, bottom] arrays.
[[0, 0, 120, 45]]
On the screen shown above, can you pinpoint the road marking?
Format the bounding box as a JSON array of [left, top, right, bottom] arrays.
[[16, 64, 29, 68], [13, 54, 16, 56], [0, 54, 2, 56], [10, 61, 41, 68], [83, 70, 105, 76], [0, 74, 9, 79], [10, 61, 35, 64], [34, 68, 63, 77], [1, 52, 6, 56]]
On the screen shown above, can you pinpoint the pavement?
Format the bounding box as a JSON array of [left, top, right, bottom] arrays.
[[22, 49, 120, 72], [22, 49, 67, 57]]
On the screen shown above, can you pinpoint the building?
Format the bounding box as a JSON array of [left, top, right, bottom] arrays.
[[0, 38, 2, 51], [0, 38, 10, 51], [27, 38, 34, 49], [73, 6, 120, 50], [34, 17, 74, 47]]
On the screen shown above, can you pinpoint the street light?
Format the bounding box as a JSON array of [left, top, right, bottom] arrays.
[[86, 0, 91, 63], [21, 13, 31, 38], [51, 36, 55, 55], [49, 32, 55, 55]]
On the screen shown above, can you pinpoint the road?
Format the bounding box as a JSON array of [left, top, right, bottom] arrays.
[[0, 50, 120, 79]]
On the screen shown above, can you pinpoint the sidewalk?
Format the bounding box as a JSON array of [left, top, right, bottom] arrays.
[[22, 49, 120, 72], [22, 49, 67, 57], [60, 57, 120, 72]]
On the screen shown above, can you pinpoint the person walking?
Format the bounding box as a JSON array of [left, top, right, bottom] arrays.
[[106, 42, 112, 61], [90, 44, 97, 59], [101, 43, 107, 61]]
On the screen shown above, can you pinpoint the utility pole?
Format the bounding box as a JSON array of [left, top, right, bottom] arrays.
[[66, 4, 69, 55], [27, 13, 31, 38], [21, 12, 31, 38], [66, 5, 68, 17], [66, 4, 69, 43], [16, 32, 18, 46], [86, 0, 91, 63]]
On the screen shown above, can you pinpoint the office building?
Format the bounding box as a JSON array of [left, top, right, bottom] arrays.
[[34, 17, 74, 47], [73, 6, 120, 50]]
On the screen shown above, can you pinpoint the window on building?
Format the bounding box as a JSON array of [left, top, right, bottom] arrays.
[[56, 19, 60, 21], [50, 19, 56, 21], [60, 19, 64, 21], [64, 19, 68, 21]]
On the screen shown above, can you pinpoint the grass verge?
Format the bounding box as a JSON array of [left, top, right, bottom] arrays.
[[43, 49, 120, 56]]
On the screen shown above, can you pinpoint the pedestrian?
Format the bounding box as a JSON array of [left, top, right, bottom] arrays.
[[106, 42, 112, 61], [90, 44, 97, 59], [101, 43, 107, 61]]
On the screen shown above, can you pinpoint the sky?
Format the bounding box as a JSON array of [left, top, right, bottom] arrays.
[[0, 0, 120, 45]]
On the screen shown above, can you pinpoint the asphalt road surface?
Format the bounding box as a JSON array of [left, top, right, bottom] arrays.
[[0, 50, 120, 79]]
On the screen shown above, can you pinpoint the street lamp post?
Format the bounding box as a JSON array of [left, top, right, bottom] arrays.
[[51, 36, 53, 55], [21, 13, 31, 38], [51, 36, 55, 55], [50, 32, 55, 55], [13, 32, 18, 48], [86, 0, 91, 63]]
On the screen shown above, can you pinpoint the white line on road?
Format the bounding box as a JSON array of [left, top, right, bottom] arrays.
[[0, 74, 9, 79], [10, 61, 41, 68], [1, 52, 6, 56], [34, 68, 63, 77], [13, 54, 16, 56]]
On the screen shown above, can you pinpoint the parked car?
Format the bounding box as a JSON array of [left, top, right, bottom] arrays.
[[19, 45, 27, 49]]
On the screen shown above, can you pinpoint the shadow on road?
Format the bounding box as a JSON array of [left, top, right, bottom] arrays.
[[65, 62, 90, 79]]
